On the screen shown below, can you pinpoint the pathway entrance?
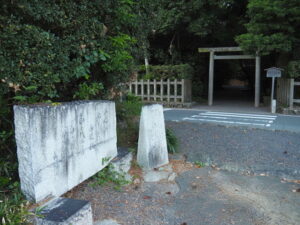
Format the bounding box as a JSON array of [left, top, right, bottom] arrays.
[[198, 47, 261, 107]]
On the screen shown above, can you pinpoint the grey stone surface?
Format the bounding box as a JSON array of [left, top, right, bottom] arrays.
[[143, 170, 170, 182], [137, 104, 169, 170], [14, 101, 118, 202], [94, 219, 120, 225], [69, 166, 300, 225], [171, 168, 300, 225], [143, 164, 174, 182], [35, 197, 93, 225], [167, 172, 177, 182]]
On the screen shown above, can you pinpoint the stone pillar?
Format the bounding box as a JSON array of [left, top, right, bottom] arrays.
[[208, 51, 214, 106], [14, 101, 117, 202], [137, 104, 168, 170], [255, 56, 261, 107]]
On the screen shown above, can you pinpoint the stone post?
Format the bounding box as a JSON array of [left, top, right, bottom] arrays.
[[137, 104, 169, 170]]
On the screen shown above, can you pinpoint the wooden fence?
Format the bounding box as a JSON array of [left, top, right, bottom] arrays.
[[277, 78, 300, 109], [128, 79, 192, 104]]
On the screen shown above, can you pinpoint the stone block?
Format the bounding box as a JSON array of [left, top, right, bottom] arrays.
[[111, 147, 133, 174], [14, 101, 117, 202], [137, 104, 169, 170], [35, 197, 92, 225]]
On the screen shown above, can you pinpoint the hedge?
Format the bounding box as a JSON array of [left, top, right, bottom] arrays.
[[138, 64, 194, 80]]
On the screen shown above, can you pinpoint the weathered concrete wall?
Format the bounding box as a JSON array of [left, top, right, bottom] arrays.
[[14, 101, 117, 202], [137, 104, 169, 170]]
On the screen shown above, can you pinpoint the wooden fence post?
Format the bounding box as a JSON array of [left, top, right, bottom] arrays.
[[154, 79, 157, 101], [167, 79, 170, 103], [181, 79, 185, 103], [147, 80, 150, 101], [135, 80, 138, 95], [141, 79, 144, 101], [174, 79, 177, 103], [129, 82, 132, 93], [160, 79, 163, 102], [290, 78, 294, 109]]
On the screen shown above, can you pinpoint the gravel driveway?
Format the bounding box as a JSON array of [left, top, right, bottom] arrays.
[[66, 121, 300, 225], [167, 121, 300, 179]]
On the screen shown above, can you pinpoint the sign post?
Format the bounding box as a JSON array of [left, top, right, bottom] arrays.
[[265, 67, 283, 113]]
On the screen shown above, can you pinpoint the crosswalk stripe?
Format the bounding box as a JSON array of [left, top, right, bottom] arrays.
[[200, 112, 276, 120], [202, 111, 277, 118], [183, 117, 267, 126], [192, 115, 274, 123]]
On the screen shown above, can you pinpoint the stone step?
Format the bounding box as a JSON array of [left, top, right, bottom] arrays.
[[35, 197, 93, 225]]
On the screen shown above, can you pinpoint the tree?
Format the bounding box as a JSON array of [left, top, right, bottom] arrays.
[[140, 0, 247, 64], [0, 0, 138, 103], [236, 0, 300, 57]]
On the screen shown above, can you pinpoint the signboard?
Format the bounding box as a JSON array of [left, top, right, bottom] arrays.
[[266, 67, 283, 78]]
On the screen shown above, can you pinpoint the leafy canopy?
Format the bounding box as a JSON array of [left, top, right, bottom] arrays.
[[236, 0, 300, 55], [0, 0, 138, 103]]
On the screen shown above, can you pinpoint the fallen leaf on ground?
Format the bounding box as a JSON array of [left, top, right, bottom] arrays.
[[143, 195, 152, 199]]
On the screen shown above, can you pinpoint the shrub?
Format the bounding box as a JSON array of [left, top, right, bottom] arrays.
[[116, 93, 143, 148], [166, 128, 178, 154], [116, 93, 142, 121], [138, 64, 194, 80]]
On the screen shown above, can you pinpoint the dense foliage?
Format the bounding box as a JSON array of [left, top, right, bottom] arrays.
[[0, 1, 140, 223], [0, 0, 138, 103], [138, 64, 194, 80], [236, 0, 300, 56]]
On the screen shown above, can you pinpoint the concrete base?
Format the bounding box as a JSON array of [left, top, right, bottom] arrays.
[[271, 100, 277, 113], [35, 198, 92, 225]]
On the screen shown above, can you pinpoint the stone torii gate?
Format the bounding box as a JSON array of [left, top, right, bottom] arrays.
[[198, 47, 261, 107]]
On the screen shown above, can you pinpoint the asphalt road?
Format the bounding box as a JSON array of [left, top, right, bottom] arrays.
[[164, 108, 300, 133]]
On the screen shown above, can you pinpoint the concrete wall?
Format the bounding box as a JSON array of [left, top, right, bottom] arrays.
[[14, 101, 117, 202]]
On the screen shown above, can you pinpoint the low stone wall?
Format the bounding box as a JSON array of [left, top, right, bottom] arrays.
[[14, 101, 117, 202]]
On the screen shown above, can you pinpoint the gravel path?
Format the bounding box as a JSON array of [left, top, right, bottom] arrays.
[[167, 121, 300, 179], [65, 121, 300, 225], [67, 167, 300, 225]]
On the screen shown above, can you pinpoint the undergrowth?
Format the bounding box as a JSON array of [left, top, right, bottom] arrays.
[[166, 128, 178, 154], [0, 182, 33, 225], [90, 163, 131, 191]]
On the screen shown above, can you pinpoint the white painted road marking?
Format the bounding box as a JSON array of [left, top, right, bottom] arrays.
[[183, 111, 277, 127]]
